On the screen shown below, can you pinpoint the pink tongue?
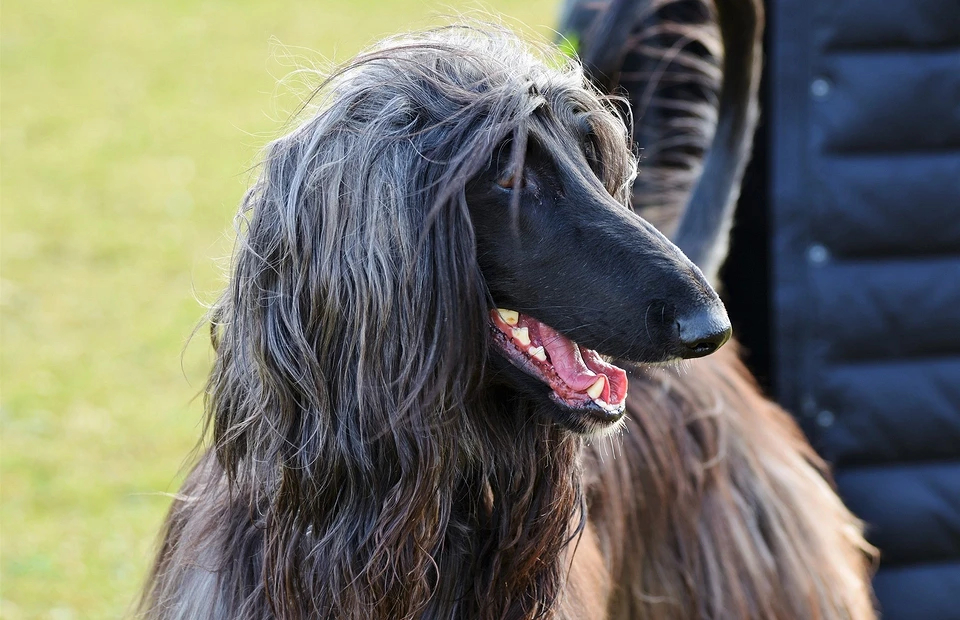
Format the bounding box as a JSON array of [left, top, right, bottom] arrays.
[[538, 323, 603, 393]]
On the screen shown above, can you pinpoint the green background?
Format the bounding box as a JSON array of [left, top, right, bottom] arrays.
[[1, 1, 559, 616]]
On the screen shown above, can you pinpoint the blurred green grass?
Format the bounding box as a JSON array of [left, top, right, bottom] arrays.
[[0, 0, 559, 616]]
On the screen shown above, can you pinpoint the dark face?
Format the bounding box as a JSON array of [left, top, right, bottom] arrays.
[[466, 117, 731, 434]]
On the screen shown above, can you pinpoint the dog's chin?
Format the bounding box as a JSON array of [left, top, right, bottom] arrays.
[[488, 309, 629, 436], [548, 395, 628, 436]]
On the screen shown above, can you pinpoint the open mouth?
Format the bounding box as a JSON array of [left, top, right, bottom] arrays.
[[489, 309, 628, 424]]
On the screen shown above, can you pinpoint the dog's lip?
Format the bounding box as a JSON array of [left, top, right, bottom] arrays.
[[489, 309, 628, 420]]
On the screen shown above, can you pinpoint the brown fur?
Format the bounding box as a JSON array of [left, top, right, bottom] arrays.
[[584, 344, 877, 618]]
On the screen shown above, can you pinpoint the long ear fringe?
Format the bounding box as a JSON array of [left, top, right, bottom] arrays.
[[203, 109, 489, 619]]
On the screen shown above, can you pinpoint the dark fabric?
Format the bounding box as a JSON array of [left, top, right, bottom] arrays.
[[769, 0, 960, 617], [871, 562, 960, 620]]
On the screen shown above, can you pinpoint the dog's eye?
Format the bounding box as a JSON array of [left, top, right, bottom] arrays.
[[497, 173, 521, 190]]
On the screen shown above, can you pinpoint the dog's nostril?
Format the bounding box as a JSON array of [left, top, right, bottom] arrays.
[[675, 308, 732, 359], [688, 340, 720, 356]]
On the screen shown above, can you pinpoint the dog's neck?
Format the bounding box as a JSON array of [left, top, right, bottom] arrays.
[[248, 384, 586, 619], [424, 390, 586, 619]]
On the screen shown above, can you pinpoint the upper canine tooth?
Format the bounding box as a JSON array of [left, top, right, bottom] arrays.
[[586, 376, 605, 400], [497, 309, 519, 325], [512, 326, 531, 346], [529, 345, 547, 361]]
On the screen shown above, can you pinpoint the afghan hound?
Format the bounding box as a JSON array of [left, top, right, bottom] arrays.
[[139, 10, 876, 620]]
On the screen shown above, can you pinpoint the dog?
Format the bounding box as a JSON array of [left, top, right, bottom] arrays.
[[139, 18, 876, 620]]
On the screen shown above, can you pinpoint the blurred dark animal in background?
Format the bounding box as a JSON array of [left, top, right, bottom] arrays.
[[563, 0, 753, 285], [139, 4, 876, 618]]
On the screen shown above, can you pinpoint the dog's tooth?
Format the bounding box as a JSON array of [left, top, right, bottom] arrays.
[[512, 326, 531, 346], [497, 309, 519, 325], [586, 376, 605, 400], [529, 345, 547, 362]]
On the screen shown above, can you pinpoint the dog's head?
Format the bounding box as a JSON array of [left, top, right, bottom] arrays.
[[210, 25, 729, 484], [203, 25, 731, 617]]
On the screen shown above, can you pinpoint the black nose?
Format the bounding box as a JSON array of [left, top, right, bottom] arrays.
[[676, 306, 732, 359]]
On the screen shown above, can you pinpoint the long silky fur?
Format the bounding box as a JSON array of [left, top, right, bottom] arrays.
[[589, 344, 877, 618], [140, 19, 876, 620]]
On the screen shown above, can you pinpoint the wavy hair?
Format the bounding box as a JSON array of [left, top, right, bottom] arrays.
[[141, 24, 634, 620]]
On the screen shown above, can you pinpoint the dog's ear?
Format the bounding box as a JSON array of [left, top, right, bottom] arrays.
[[203, 96, 500, 614], [207, 113, 493, 488]]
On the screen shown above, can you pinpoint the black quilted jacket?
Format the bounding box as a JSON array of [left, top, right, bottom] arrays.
[[768, 0, 960, 616]]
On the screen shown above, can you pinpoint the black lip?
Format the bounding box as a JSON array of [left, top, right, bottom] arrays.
[[546, 394, 626, 435], [549, 392, 625, 425]]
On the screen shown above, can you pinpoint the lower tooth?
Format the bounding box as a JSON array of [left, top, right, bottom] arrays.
[[529, 346, 547, 362], [586, 376, 605, 400]]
